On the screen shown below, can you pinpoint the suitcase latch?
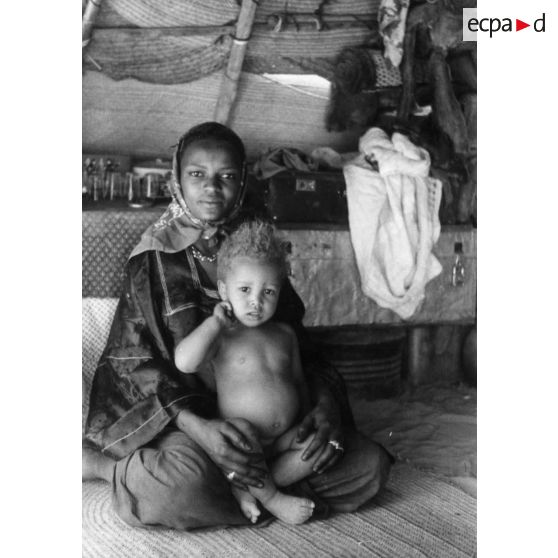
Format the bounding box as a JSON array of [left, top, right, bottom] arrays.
[[295, 178, 316, 192]]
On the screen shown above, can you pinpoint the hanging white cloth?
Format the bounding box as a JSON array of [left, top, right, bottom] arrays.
[[343, 128, 443, 319]]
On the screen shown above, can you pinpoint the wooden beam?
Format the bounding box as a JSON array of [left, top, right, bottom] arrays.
[[213, 0, 258, 125], [407, 327, 430, 386], [82, 0, 105, 49]]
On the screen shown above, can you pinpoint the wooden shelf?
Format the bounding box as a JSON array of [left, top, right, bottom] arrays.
[[83, 207, 475, 326]]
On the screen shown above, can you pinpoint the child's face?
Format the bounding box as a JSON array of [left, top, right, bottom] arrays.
[[217, 257, 282, 328], [179, 138, 242, 223]]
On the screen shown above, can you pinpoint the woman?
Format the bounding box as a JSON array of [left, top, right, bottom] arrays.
[[83, 122, 392, 530]]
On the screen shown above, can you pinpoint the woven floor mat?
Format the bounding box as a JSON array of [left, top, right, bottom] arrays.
[[83, 463, 476, 558]]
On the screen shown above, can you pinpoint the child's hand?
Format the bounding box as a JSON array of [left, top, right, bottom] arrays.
[[213, 301, 236, 328]]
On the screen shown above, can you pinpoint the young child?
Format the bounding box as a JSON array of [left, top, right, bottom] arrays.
[[174, 220, 317, 525]]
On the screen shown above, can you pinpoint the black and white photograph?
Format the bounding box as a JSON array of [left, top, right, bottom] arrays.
[[80, 0, 480, 556]]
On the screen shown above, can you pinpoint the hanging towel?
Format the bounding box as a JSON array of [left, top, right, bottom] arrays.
[[343, 128, 443, 319]]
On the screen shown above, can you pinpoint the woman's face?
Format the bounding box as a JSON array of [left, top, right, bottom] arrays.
[[179, 138, 242, 223]]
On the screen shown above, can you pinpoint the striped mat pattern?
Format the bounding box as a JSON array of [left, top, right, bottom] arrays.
[[311, 329, 405, 399], [83, 464, 476, 558], [105, 0, 240, 27], [101, 0, 380, 28], [82, 208, 165, 298], [85, 32, 232, 84]]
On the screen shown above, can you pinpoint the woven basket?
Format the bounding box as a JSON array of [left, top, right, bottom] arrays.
[[309, 327, 405, 399]]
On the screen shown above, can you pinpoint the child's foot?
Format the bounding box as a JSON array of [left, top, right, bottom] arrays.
[[263, 492, 315, 525], [82, 445, 114, 482], [232, 486, 261, 524]]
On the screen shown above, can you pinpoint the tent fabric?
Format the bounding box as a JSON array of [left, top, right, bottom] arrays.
[[85, 26, 384, 85], [83, 463, 476, 557], [247, 27, 378, 58], [106, 0, 240, 27], [85, 32, 232, 84], [99, 0, 381, 28], [246, 52, 402, 88], [82, 71, 358, 160], [256, 0, 381, 19], [86, 0, 388, 85]]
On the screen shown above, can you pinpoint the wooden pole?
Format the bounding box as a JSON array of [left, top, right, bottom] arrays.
[[213, 0, 258, 125], [407, 327, 430, 386], [82, 0, 105, 49]]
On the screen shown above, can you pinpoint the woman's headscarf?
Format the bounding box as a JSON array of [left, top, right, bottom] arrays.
[[129, 122, 247, 259]]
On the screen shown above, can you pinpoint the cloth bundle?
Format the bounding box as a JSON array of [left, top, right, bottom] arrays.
[[253, 148, 320, 180], [378, 0, 411, 68], [343, 128, 442, 319]]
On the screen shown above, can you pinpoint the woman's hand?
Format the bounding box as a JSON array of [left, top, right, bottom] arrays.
[[213, 301, 236, 328], [296, 396, 344, 475], [177, 411, 267, 490]]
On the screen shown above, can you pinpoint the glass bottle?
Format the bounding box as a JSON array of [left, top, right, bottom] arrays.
[[451, 242, 465, 287]]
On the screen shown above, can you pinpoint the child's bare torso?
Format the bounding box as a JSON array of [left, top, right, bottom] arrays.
[[213, 322, 300, 443]]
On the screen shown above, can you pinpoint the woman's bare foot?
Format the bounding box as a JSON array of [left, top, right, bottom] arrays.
[[82, 445, 115, 482], [263, 492, 315, 525], [232, 486, 261, 523]]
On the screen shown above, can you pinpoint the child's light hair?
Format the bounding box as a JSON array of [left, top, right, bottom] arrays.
[[217, 219, 289, 282]]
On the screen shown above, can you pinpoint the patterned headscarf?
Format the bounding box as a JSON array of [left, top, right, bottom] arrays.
[[129, 122, 247, 259]]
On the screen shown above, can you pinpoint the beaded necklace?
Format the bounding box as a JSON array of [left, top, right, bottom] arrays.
[[191, 245, 217, 263]]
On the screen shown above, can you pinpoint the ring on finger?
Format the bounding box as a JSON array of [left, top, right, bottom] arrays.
[[226, 471, 237, 481], [328, 440, 344, 452]]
